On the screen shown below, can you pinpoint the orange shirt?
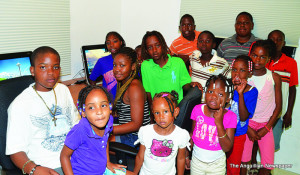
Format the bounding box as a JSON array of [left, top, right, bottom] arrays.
[[170, 30, 201, 56]]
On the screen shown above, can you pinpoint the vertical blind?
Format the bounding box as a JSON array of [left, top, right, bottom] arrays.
[[0, 0, 71, 75], [180, 0, 300, 47]]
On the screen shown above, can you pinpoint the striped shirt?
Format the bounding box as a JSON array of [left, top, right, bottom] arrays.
[[170, 31, 201, 56], [116, 96, 151, 135], [190, 49, 230, 87], [217, 34, 259, 64], [266, 53, 298, 118]]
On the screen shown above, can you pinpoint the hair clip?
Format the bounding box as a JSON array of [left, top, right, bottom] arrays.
[[82, 104, 85, 112], [79, 109, 82, 116], [213, 83, 215, 89], [76, 100, 79, 107], [162, 94, 168, 97], [230, 59, 235, 69], [225, 86, 227, 92], [109, 104, 112, 110]]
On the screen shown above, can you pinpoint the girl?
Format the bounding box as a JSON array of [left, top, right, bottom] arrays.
[[141, 30, 201, 124], [190, 30, 230, 87], [133, 91, 190, 175], [240, 40, 282, 175], [186, 74, 237, 175], [112, 47, 150, 148], [226, 55, 258, 175], [89, 31, 126, 99], [60, 85, 125, 175]]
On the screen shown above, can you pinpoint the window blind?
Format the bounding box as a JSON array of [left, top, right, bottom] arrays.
[[180, 0, 300, 47], [0, 0, 71, 75]]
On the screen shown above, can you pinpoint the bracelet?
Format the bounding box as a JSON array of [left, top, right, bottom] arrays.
[[264, 125, 271, 132], [22, 160, 33, 174], [29, 164, 40, 175], [219, 133, 227, 139], [185, 156, 189, 159]]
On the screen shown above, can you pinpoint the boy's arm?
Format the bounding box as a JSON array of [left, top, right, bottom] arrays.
[[10, 152, 59, 175], [258, 72, 282, 138], [133, 144, 146, 174], [60, 145, 74, 175], [177, 148, 186, 175], [283, 85, 296, 128]]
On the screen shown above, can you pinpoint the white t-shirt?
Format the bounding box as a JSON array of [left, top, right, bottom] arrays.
[[6, 83, 79, 169], [137, 124, 190, 175]]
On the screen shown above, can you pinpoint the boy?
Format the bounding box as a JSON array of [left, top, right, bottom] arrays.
[[170, 14, 201, 70], [217, 11, 259, 64], [266, 30, 298, 151], [6, 46, 79, 175]]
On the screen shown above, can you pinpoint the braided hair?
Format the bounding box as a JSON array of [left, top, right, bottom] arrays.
[[77, 85, 112, 117], [153, 90, 179, 116], [113, 47, 138, 108], [203, 74, 234, 106], [230, 54, 253, 73]]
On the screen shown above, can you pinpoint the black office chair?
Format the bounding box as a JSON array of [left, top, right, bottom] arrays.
[[0, 75, 34, 175]]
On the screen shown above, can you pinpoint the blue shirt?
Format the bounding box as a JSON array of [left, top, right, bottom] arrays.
[[64, 116, 113, 175], [89, 54, 117, 99], [229, 87, 258, 136]]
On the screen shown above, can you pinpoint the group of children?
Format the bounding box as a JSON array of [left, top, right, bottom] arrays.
[[5, 11, 298, 175]]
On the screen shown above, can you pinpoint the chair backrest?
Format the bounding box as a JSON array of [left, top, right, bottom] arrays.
[[0, 76, 34, 171]]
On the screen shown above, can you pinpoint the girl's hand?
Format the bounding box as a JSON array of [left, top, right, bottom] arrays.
[[34, 166, 59, 175], [191, 82, 203, 91], [257, 127, 268, 139], [107, 162, 127, 173], [185, 157, 191, 170], [214, 105, 224, 125], [246, 127, 259, 142], [234, 79, 247, 95]]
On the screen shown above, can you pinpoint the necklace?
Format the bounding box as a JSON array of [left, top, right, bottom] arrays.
[[33, 85, 57, 126]]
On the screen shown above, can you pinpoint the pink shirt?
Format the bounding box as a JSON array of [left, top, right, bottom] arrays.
[[248, 69, 276, 123], [191, 104, 237, 151]]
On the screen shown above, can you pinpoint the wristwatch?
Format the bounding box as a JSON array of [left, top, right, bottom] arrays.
[[29, 165, 40, 175]]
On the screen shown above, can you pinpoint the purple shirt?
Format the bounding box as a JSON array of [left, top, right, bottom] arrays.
[[64, 116, 113, 175], [191, 104, 237, 151], [89, 54, 117, 99]]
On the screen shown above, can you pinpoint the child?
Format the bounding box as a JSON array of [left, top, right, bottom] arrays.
[[217, 11, 259, 64], [170, 14, 201, 69], [135, 45, 143, 78], [113, 47, 150, 148], [89, 31, 126, 99], [60, 85, 126, 174], [141, 30, 201, 107], [190, 30, 230, 87], [133, 91, 190, 175], [6, 46, 79, 175], [226, 55, 258, 175], [240, 40, 282, 175], [186, 74, 237, 175], [266, 30, 298, 151]]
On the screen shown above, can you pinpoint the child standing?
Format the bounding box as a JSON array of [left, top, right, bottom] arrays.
[[186, 74, 237, 175], [267, 30, 298, 151], [133, 91, 190, 175], [190, 30, 230, 87], [226, 55, 258, 175], [240, 40, 282, 175], [60, 85, 126, 175], [90, 31, 126, 99], [6, 46, 79, 175]]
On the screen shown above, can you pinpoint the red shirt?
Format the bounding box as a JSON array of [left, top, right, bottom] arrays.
[[266, 53, 298, 87]]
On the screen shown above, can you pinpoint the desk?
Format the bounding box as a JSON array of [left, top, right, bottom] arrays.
[[61, 78, 87, 105]]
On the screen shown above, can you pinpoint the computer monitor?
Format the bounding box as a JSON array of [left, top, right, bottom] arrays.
[[81, 44, 110, 84], [0, 51, 32, 81]]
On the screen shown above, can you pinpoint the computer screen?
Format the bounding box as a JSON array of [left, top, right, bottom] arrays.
[[0, 51, 32, 81]]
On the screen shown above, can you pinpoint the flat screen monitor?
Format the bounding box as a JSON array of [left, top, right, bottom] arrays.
[[0, 51, 32, 81], [81, 44, 110, 84]]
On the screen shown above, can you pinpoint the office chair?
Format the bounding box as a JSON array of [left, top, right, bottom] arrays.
[[0, 75, 34, 175]]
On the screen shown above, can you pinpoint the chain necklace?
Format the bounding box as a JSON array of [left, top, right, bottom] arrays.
[[33, 85, 57, 126]]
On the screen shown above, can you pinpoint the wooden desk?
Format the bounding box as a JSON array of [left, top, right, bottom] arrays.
[[61, 78, 87, 105]]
